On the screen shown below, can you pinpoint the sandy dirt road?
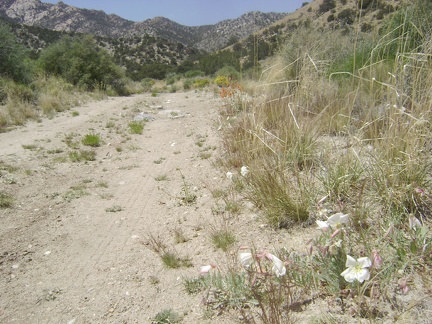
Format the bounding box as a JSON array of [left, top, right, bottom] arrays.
[[0, 89, 310, 323]]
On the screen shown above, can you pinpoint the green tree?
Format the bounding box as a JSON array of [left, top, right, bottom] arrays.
[[0, 22, 31, 83], [38, 35, 126, 93]]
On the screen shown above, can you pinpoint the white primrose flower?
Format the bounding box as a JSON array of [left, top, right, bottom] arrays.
[[341, 255, 372, 283], [238, 251, 254, 268], [327, 212, 349, 229], [266, 253, 286, 277], [240, 166, 249, 177], [199, 264, 216, 275], [226, 171, 233, 180]]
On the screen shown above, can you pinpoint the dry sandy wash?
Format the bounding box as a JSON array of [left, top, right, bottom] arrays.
[[0, 90, 309, 323]]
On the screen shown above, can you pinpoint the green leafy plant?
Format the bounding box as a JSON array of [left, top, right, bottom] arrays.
[[183, 277, 206, 295], [0, 192, 14, 208], [211, 229, 236, 252], [82, 133, 101, 147], [69, 150, 96, 162], [154, 174, 168, 181], [161, 251, 192, 269], [62, 185, 89, 202], [38, 35, 127, 94], [128, 121, 144, 134], [152, 309, 182, 324], [105, 205, 123, 212]]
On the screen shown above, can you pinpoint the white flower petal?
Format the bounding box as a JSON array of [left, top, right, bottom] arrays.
[[356, 268, 370, 283], [345, 255, 357, 268], [199, 265, 213, 275], [327, 213, 349, 228], [226, 171, 233, 180], [339, 213, 349, 224], [267, 253, 286, 277], [240, 166, 249, 177], [341, 268, 356, 282], [357, 257, 372, 268], [316, 220, 329, 229], [239, 252, 254, 268]]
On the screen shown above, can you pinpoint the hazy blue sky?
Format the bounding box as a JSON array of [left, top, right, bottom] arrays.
[[45, 0, 307, 26]]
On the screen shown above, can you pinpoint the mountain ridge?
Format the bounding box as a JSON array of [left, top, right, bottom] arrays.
[[0, 0, 289, 51]]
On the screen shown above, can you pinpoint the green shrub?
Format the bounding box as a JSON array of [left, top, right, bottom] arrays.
[[82, 133, 101, 147], [0, 191, 14, 208], [214, 75, 229, 87], [318, 0, 336, 13], [211, 229, 236, 252], [38, 35, 126, 94], [141, 78, 155, 92], [69, 150, 96, 162], [193, 79, 210, 89], [337, 8, 356, 24], [161, 251, 192, 269], [0, 22, 32, 83], [215, 66, 240, 81], [184, 70, 204, 78], [128, 121, 144, 134], [183, 79, 193, 90], [153, 309, 181, 323], [0, 79, 35, 105]]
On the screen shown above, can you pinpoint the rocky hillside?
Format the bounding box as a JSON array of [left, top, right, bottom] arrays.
[[0, 0, 288, 51], [221, 0, 404, 64]]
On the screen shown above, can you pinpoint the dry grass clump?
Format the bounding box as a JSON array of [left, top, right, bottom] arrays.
[[208, 1, 432, 321]]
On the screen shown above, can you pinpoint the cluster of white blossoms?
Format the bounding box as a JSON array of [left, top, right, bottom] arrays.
[[316, 212, 373, 283], [200, 211, 395, 285]]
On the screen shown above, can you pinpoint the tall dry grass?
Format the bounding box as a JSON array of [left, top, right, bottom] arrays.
[[211, 2, 432, 320]]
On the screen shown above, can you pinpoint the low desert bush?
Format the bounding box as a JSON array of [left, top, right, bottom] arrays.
[[128, 121, 144, 134], [81, 133, 101, 147], [0, 191, 14, 208]]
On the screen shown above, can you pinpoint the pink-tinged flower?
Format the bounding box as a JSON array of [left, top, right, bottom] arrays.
[[331, 229, 341, 238], [199, 264, 216, 275], [414, 187, 425, 196], [409, 215, 422, 230], [265, 253, 286, 277], [372, 250, 382, 269], [341, 255, 372, 283], [238, 251, 254, 268], [398, 278, 409, 294], [327, 213, 349, 229]]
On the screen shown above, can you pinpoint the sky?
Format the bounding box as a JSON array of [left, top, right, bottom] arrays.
[[44, 0, 307, 26]]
